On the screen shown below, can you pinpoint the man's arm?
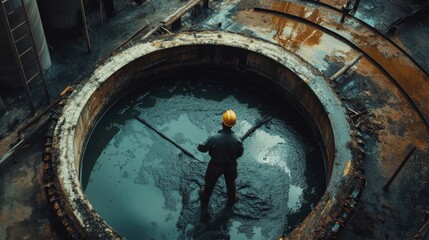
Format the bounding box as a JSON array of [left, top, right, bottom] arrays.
[[198, 135, 214, 152], [236, 141, 244, 158]]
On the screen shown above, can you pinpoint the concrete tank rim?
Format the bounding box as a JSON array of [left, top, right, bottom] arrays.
[[52, 31, 360, 239]]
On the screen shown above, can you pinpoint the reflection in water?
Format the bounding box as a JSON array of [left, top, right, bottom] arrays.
[[247, 130, 290, 175], [288, 185, 304, 211], [81, 73, 326, 239], [233, 6, 354, 73]]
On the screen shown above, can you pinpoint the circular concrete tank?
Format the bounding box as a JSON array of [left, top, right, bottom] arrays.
[[50, 31, 365, 239], [81, 71, 328, 239]]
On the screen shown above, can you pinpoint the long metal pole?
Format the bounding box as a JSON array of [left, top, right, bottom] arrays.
[[383, 146, 417, 191], [141, 0, 204, 41], [352, 0, 362, 13], [140, 23, 164, 40], [409, 218, 429, 240], [79, 0, 91, 53], [164, 0, 203, 26], [134, 109, 279, 163], [134, 115, 204, 163], [0, 116, 51, 165], [241, 108, 280, 141], [330, 53, 363, 81], [114, 24, 148, 51]]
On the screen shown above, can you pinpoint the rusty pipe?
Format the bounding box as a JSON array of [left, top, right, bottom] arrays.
[[141, 0, 205, 40]]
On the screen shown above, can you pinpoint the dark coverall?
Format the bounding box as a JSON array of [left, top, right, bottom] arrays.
[[198, 128, 244, 204], [101, 0, 116, 17]]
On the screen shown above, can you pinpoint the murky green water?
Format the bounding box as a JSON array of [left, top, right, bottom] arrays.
[[81, 72, 326, 239]]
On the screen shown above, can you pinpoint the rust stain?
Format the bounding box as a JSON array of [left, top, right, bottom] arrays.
[[345, 57, 429, 177], [270, 13, 292, 48], [263, 1, 429, 126], [354, 58, 404, 101], [271, 2, 323, 46], [326, 51, 361, 66], [353, 57, 384, 78], [270, 1, 306, 18], [344, 22, 429, 122], [273, 14, 323, 48], [270, 2, 323, 49], [352, 32, 428, 103], [151, 41, 162, 47], [387, 35, 412, 55], [371, 105, 428, 177], [233, 8, 325, 52], [319, 0, 349, 9], [233, 10, 273, 33]]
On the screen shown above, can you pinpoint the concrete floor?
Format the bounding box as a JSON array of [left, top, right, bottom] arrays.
[[1, 0, 428, 239]]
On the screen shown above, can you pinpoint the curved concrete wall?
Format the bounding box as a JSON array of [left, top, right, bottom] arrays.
[[51, 31, 362, 239]]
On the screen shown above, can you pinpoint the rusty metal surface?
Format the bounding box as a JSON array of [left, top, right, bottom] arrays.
[[196, 0, 429, 130], [0, 0, 428, 239], [190, 1, 428, 238], [199, 1, 429, 239], [257, 1, 429, 129]]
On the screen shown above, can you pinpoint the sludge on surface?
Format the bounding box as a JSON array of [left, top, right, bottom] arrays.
[[81, 71, 326, 239]]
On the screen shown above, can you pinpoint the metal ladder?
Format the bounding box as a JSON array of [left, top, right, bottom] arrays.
[[0, 0, 50, 114]]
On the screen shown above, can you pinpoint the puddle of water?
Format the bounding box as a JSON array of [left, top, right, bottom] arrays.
[[81, 72, 326, 239], [245, 129, 290, 174], [288, 185, 304, 211]]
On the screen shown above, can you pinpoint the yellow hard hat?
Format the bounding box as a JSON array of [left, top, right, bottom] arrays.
[[222, 110, 237, 127]]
